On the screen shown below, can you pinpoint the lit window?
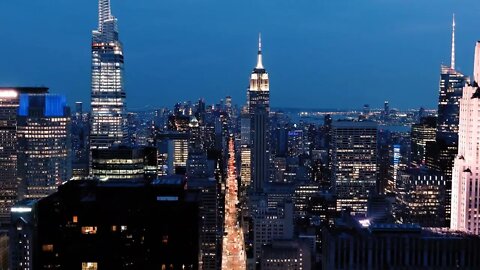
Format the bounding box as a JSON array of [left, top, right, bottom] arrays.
[[73, 216, 78, 223], [82, 262, 98, 270], [111, 225, 117, 232], [81, 227, 97, 235], [42, 244, 53, 252]]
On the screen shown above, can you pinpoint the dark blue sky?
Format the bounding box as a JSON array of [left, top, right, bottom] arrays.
[[1, 0, 479, 110]]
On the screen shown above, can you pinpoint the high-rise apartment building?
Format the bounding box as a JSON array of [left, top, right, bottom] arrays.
[[90, 0, 127, 154], [247, 34, 270, 193], [17, 94, 71, 200], [451, 41, 480, 234], [331, 121, 377, 216]]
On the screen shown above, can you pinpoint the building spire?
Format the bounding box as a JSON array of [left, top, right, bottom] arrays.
[[451, 13, 456, 70], [98, 0, 112, 31], [256, 33, 264, 69]]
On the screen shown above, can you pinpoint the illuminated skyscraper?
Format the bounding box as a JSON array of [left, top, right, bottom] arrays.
[[435, 15, 466, 147], [451, 41, 480, 234], [0, 87, 48, 225], [17, 94, 71, 200], [427, 15, 467, 227], [90, 0, 126, 155], [331, 121, 377, 216], [247, 34, 270, 193]]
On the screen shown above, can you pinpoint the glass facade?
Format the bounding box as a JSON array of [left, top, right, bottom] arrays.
[[17, 94, 71, 200], [90, 0, 126, 154], [331, 121, 378, 216]]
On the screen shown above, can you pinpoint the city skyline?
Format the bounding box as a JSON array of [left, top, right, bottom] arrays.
[[5, 1, 480, 267], [1, 1, 479, 109]]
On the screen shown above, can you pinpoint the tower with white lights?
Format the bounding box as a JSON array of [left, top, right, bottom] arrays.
[[247, 34, 270, 193], [90, 0, 127, 160]]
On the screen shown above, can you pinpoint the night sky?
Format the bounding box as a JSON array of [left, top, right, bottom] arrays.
[[1, 0, 479, 110]]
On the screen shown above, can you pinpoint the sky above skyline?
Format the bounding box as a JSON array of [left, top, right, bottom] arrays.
[[1, 0, 479, 110]]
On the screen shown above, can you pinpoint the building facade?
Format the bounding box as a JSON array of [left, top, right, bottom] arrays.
[[91, 146, 157, 181], [331, 121, 377, 216], [451, 41, 480, 234], [17, 94, 71, 200], [395, 168, 447, 227], [323, 213, 480, 269], [0, 87, 48, 225], [410, 116, 436, 165]]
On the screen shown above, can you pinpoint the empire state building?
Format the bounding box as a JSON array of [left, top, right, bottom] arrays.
[[247, 34, 270, 193], [90, 0, 127, 155]]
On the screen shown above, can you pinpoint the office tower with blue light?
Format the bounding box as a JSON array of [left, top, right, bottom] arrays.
[[90, 0, 127, 155], [17, 94, 71, 199], [0, 87, 48, 225]]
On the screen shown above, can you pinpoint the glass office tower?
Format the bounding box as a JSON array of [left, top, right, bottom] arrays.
[[90, 0, 127, 156]]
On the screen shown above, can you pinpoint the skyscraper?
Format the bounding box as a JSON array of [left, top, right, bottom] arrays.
[[90, 0, 126, 155], [247, 34, 270, 193], [435, 15, 467, 147], [17, 94, 71, 200], [0, 87, 48, 225], [331, 121, 377, 216], [410, 116, 436, 165], [451, 41, 480, 234], [427, 15, 467, 227]]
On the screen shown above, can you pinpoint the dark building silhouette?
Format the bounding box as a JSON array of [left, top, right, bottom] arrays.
[[322, 212, 480, 269], [410, 116, 436, 165], [33, 179, 200, 269]]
